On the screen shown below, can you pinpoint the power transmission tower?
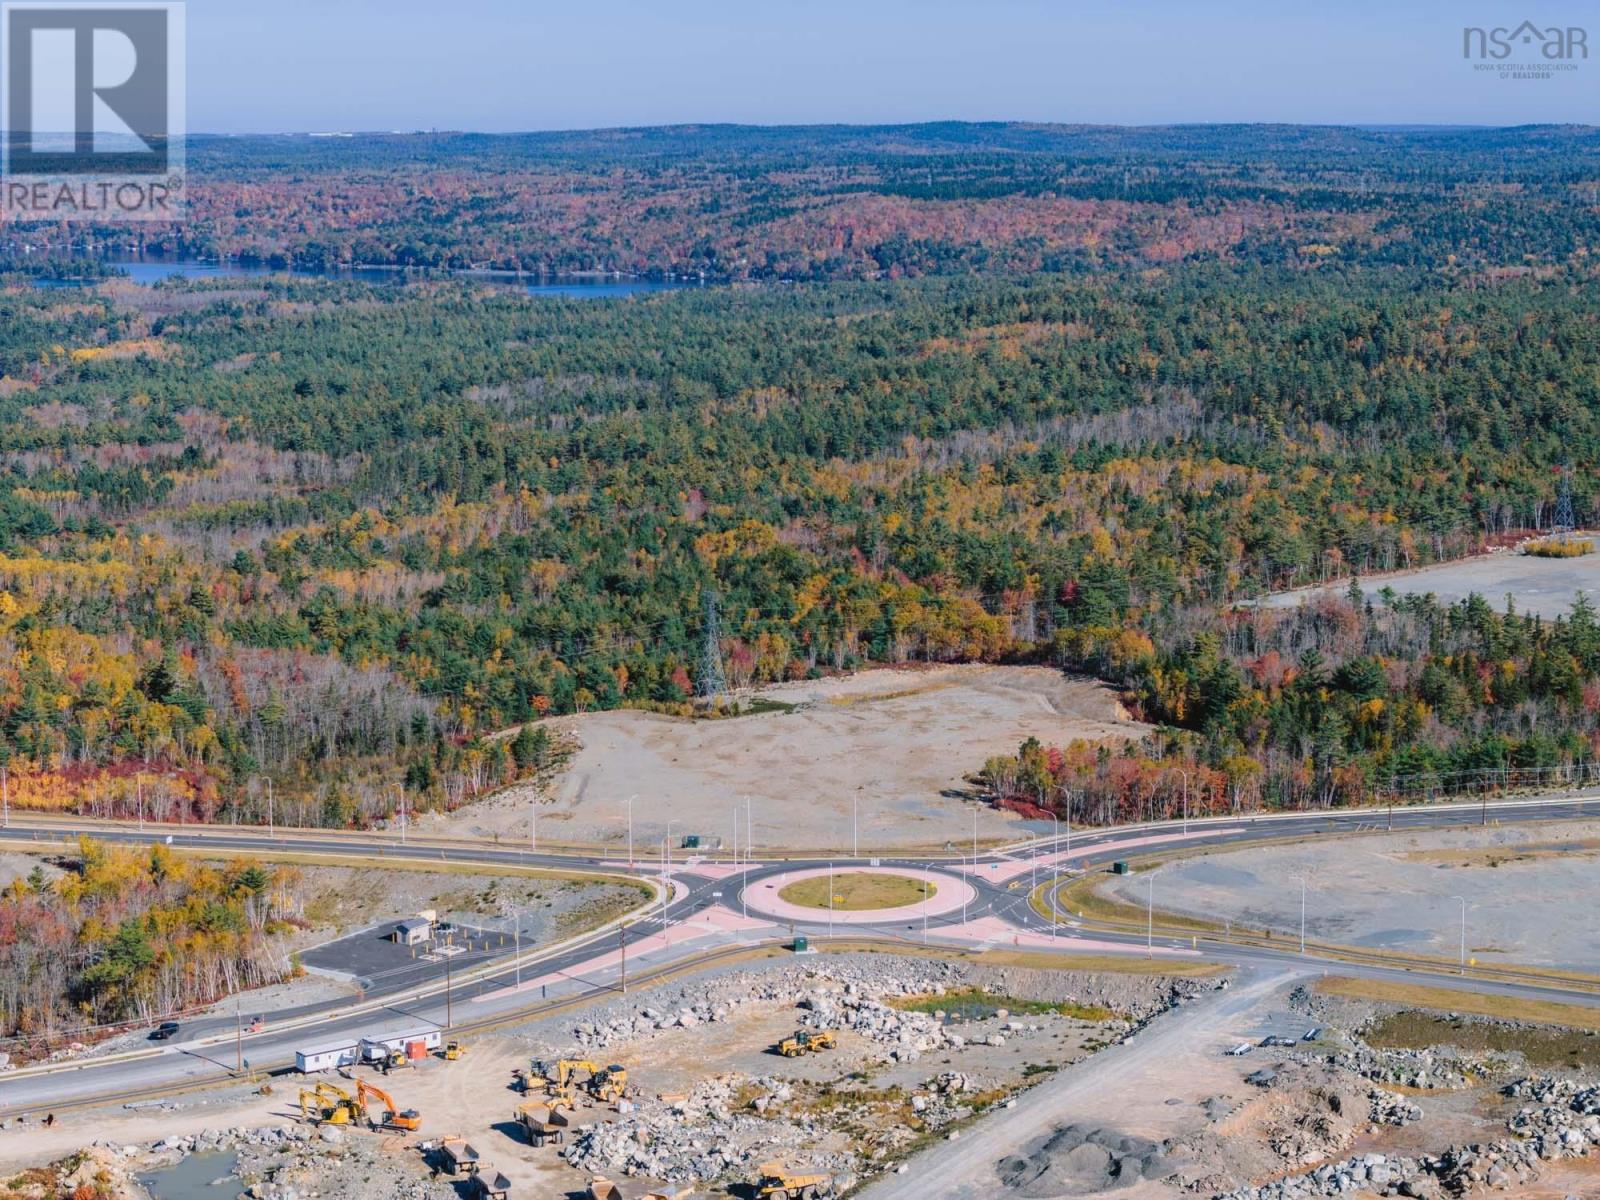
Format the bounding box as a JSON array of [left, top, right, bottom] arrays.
[[698, 590, 728, 701], [1555, 463, 1577, 542]]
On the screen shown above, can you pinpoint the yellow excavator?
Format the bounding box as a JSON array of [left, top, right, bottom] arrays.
[[754, 1162, 832, 1199], [357, 1078, 422, 1132], [298, 1082, 359, 1126], [776, 1029, 837, 1057]]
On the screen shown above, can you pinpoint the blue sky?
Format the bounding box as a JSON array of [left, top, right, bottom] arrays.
[[190, 0, 1596, 132]]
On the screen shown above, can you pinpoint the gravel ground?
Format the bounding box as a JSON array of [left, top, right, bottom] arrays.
[[1257, 542, 1600, 619], [426, 665, 1145, 852], [1103, 819, 1600, 972]]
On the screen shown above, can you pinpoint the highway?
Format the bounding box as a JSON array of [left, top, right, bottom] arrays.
[[0, 791, 1595, 1117]]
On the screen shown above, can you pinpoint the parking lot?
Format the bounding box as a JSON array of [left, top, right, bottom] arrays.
[[300, 921, 514, 997]]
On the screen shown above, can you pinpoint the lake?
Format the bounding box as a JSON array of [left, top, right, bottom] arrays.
[[34, 258, 702, 298]]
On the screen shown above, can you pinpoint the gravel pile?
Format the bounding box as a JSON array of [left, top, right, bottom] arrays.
[[998, 1124, 1181, 1196]]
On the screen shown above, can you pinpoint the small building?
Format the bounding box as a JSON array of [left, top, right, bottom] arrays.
[[294, 1036, 360, 1073], [392, 917, 432, 946]]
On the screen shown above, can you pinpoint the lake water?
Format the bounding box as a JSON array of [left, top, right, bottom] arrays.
[[34, 258, 701, 298], [135, 1150, 239, 1199]]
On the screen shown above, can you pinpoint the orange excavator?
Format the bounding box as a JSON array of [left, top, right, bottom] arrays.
[[357, 1078, 422, 1132]]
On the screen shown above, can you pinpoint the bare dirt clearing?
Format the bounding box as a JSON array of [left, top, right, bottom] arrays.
[[1258, 541, 1600, 619], [430, 665, 1144, 852], [1101, 818, 1600, 973]]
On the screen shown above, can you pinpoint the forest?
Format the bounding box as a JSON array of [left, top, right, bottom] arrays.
[[4, 123, 1599, 279], [0, 840, 303, 1041], [0, 124, 1597, 830]]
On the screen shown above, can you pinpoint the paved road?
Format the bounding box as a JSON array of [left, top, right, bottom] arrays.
[[0, 792, 1595, 1115]]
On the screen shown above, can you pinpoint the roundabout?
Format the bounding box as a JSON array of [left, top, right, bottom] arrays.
[[745, 864, 975, 925]]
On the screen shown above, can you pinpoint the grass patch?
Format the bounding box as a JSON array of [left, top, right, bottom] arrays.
[[1365, 1009, 1600, 1071], [1318, 977, 1600, 1033], [779, 871, 934, 910], [1524, 537, 1594, 558], [889, 986, 1118, 1022]]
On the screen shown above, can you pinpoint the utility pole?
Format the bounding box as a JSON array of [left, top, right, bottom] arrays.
[[514, 910, 521, 990], [746, 796, 753, 864], [827, 862, 834, 937], [236, 997, 243, 1073], [972, 807, 978, 864], [445, 947, 453, 1029], [852, 796, 858, 859], [626, 794, 635, 868], [137, 779, 143, 835], [530, 794, 536, 852], [1182, 771, 1189, 835], [619, 924, 627, 994], [2, 761, 8, 829], [267, 777, 273, 838]]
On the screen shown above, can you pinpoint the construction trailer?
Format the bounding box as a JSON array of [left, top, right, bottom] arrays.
[[295, 1024, 442, 1073]]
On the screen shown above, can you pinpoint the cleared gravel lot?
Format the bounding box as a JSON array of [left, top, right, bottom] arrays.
[[431, 665, 1145, 852], [1102, 818, 1600, 972], [1257, 544, 1600, 618]]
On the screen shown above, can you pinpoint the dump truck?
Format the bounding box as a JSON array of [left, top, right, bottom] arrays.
[[514, 1098, 578, 1146], [754, 1162, 831, 1199], [776, 1030, 837, 1057], [440, 1137, 482, 1175], [471, 1167, 512, 1199], [357, 1079, 421, 1132], [589, 1178, 694, 1200]]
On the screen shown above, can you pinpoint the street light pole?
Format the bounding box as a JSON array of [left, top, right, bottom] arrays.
[[267, 777, 273, 839], [1451, 895, 1467, 974], [852, 795, 858, 859], [530, 794, 536, 852], [972, 807, 978, 864], [922, 866, 930, 944], [1299, 876, 1307, 955], [514, 909, 522, 990], [1182, 771, 1189, 835], [1050, 812, 1060, 939], [626, 794, 635, 868], [1146, 874, 1154, 957], [827, 862, 834, 937]]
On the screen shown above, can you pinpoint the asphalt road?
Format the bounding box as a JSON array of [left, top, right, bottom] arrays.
[[1, 792, 1595, 1116]]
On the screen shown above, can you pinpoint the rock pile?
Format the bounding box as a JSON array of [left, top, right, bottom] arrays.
[[1325, 1046, 1490, 1091], [559, 1075, 851, 1187], [565, 957, 966, 1052], [1368, 1088, 1423, 1127], [1219, 1073, 1600, 1199]]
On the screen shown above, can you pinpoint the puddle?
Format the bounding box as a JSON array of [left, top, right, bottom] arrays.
[[135, 1150, 238, 1199]]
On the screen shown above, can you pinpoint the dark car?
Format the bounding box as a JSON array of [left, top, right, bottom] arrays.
[[151, 1021, 181, 1041]]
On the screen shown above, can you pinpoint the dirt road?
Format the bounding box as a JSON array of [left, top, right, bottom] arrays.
[[856, 964, 1305, 1200]]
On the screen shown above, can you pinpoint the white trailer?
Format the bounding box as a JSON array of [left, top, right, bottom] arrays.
[[295, 1024, 442, 1073]]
